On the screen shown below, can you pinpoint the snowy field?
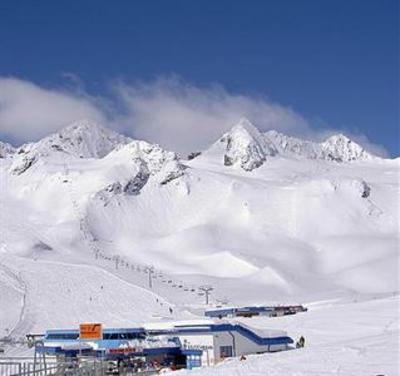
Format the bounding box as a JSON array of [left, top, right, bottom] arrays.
[[0, 119, 398, 374], [170, 294, 399, 375]]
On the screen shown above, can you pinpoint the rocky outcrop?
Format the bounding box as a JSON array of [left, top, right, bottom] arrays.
[[96, 140, 186, 200], [217, 118, 276, 171]]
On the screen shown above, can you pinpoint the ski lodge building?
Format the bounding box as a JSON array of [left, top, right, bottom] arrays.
[[205, 305, 307, 319], [38, 320, 293, 369]]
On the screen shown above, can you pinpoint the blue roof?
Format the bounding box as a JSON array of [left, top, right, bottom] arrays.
[[43, 323, 293, 347], [155, 323, 293, 346]]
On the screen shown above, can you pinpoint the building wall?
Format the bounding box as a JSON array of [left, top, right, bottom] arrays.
[[213, 331, 287, 362]]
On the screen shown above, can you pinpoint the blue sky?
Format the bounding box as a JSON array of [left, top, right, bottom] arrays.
[[0, 0, 398, 155]]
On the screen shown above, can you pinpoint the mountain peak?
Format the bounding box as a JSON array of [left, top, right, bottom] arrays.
[[323, 133, 351, 144], [321, 133, 372, 162], [232, 117, 257, 131], [229, 118, 266, 141], [10, 120, 132, 175], [214, 119, 276, 171], [20, 119, 131, 159]]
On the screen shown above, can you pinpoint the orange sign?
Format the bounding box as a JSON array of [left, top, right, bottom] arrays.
[[79, 323, 103, 340]]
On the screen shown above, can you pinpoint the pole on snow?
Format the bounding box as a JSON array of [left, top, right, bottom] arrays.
[[145, 266, 154, 288], [199, 285, 213, 305]]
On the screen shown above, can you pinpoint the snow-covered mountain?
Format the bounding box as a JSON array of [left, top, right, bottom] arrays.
[[202, 119, 374, 172], [0, 118, 398, 372], [0, 141, 15, 158], [9, 120, 131, 175], [320, 133, 373, 162], [264, 130, 374, 162], [19, 119, 131, 158], [96, 140, 185, 198], [208, 118, 277, 171]]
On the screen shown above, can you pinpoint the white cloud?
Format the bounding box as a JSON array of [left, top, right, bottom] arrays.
[[0, 76, 389, 157], [0, 77, 106, 144], [113, 77, 310, 153]]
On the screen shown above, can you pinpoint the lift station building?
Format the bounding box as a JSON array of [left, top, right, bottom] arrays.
[[39, 320, 293, 369]]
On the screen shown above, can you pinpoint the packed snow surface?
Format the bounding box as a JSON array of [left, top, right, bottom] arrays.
[[171, 294, 399, 375], [0, 118, 398, 374]]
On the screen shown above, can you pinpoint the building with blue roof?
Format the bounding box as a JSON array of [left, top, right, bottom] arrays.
[[39, 320, 293, 369]]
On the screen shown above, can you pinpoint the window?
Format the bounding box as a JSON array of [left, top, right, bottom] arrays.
[[219, 345, 233, 358], [46, 333, 78, 340], [103, 332, 145, 340], [103, 333, 119, 340]]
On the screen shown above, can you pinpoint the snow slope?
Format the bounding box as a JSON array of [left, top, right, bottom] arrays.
[[0, 252, 173, 339], [171, 294, 399, 376], [0, 118, 398, 373]]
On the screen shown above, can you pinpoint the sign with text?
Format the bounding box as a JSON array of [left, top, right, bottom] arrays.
[[79, 323, 103, 340]]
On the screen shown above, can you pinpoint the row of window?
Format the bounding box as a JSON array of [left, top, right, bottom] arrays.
[[46, 332, 145, 340], [46, 333, 79, 340], [103, 333, 146, 340]]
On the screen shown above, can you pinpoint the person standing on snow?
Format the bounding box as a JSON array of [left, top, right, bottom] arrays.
[[296, 336, 305, 348]]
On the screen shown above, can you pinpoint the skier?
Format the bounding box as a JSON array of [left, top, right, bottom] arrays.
[[169, 307, 173, 315], [296, 336, 305, 348]]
